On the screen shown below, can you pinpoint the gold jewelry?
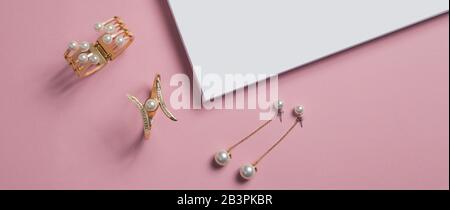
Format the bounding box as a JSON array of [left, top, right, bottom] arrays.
[[239, 106, 304, 180], [214, 100, 284, 166], [64, 16, 134, 78], [127, 74, 177, 139]]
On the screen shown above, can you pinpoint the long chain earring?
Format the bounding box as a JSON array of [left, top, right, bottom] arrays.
[[239, 105, 304, 180], [214, 100, 285, 166]]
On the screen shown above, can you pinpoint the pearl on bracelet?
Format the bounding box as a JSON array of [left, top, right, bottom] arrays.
[[79, 41, 90, 52], [115, 35, 126, 46], [104, 24, 116, 33], [102, 34, 113, 44], [89, 54, 100, 64], [94, 23, 104, 32], [68, 41, 78, 50], [78, 53, 89, 63]]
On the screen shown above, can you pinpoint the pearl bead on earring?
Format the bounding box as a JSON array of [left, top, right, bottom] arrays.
[[274, 100, 284, 110], [214, 150, 231, 166], [274, 100, 284, 122], [294, 106, 304, 116], [240, 164, 257, 180]]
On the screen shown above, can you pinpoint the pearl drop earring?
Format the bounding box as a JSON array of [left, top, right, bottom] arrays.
[[214, 100, 285, 166], [239, 105, 304, 180]]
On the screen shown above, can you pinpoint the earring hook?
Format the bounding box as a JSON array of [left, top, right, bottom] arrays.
[[274, 100, 284, 122]]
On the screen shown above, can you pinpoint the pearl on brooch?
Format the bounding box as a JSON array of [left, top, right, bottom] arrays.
[[104, 24, 116, 33], [294, 106, 304, 117], [94, 23, 104, 32], [102, 34, 113, 44], [78, 53, 89, 63], [68, 41, 79, 50], [115, 35, 125, 46], [214, 150, 231, 166], [89, 54, 100, 64], [145, 99, 159, 112], [79, 42, 90, 52], [239, 164, 257, 180]]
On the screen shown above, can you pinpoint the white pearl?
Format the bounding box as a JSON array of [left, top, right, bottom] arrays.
[[274, 100, 284, 110], [145, 99, 159, 112], [104, 24, 116, 33], [102, 34, 113, 44], [214, 150, 231, 166], [68, 41, 78, 50], [89, 54, 100, 64], [78, 53, 89, 63], [79, 42, 90, 52], [94, 23, 104, 32], [294, 106, 304, 116], [115, 35, 125, 46], [240, 164, 256, 180]]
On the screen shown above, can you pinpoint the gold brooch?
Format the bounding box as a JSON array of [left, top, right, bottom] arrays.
[[64, 16, 134, 78], [127, 74, 177, 139]]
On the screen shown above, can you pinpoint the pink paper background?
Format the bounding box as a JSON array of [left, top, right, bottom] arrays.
[[0, 0, 448, 190]]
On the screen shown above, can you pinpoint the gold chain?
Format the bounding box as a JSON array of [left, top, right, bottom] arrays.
[[253, 118, 301, 166], [227, 119, 273, 152]]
